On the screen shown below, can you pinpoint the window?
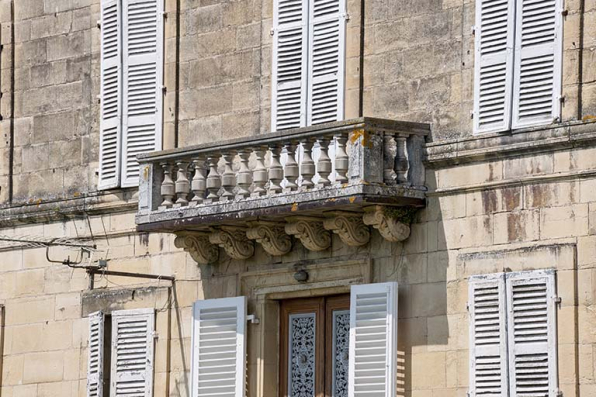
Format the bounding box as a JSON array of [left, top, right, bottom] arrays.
[[271, 0, 347, 131], [468, 270, 558, 397], [98, 0, 164, 190], [473, 0, 563, 134], [189, 282, 398, 397], [87, 309, 156, 397]]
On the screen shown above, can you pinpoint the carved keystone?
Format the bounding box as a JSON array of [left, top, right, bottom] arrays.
[[209, 226, 255, 260], [285, 217, 331, 252], [174, 231, 219, 265], [363, 206, 411, 242], [246, 221, 292, 256], [323, 212, 370, 247]]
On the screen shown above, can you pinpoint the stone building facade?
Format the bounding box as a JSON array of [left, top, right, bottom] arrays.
[[0, 0, 594, 396]]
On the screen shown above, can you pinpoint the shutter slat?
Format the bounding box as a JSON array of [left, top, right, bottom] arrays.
[[122, 0, 163, 187], [348, 282, 398, 397], [473, 0, 515, 134], [506, 270, 557, 397], [191, 297, 246, 397], [110, 309, 155, 397], [88, 312, 105, 397], [512, 0, 562, 128], [272, 0, 308, 131], [99, 0, 122, 189], [468, 274, 509, 397]]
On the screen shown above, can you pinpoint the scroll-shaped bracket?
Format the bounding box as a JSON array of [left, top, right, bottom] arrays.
[[285, 217, 331, 252], [246, 221, 292, 256], [174, 231, 219, 265], [323, 212, 370, 247], [209, 226, 255, 260], [362, 206, 411, 243]]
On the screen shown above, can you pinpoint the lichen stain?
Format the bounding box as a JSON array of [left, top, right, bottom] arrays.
[[349, 197, 356, 203], [530, 184, 550, 208], [291, 203, 298, 212], [502, 187, 521, 211], [481, 190, 498, 213], [582, 115, 596, 122], [349, 129, 371, 147], [507, 213, 523, 242], [143, 166, 149, 180], [73, 192, 80, 198]]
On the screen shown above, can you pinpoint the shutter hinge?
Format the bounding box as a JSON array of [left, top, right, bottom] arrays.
[[96, 94, 101, 104], [560, 9, 568, 16], [247, 314, 260, 324], [557, 389, 563, 397], [270, 28, 276, 36], [471, 26, 476, 36], [96, 20, 101, 29], [161, 85, 167, 93], [340, 13, 350, 21], [558, 94, 566, 102], [163, 11, 168, 19], [152, 331, 159, 339], [466, 302, 470, 312], [554, 296, 562, 305], [470, 110, 474, 119]]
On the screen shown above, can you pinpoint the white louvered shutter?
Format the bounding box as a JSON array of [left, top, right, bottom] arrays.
[[271, 0, 309, 131], [111, 309, 155, 397], [512, 0, 563, 128], [348, 282, 398, 397], [191, 297, 247, 397], [307, 0, 346, 125], [88, 311, 105, 397], [468, 274, 509, 397], [506, 270, 557, 397], [473, 0, 516, 134], [121, 0, 164, 187], [99, 0, 122, 189]]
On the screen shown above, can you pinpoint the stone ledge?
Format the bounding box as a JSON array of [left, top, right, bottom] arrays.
[[425, 120, 596, 168]]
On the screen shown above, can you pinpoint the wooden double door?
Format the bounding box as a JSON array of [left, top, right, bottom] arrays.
[[280, 295, 350, 397]]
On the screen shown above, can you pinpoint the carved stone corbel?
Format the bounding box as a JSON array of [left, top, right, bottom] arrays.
[[362, 206, 411, 242], [246, 221, 292, 256], [209, 226, 255, 260], [285, 217, 331, 252], [174, 231, 219, 265], [323, 212, 370, 247]]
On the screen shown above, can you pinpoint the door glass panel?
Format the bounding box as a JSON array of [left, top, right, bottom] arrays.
[[332, 310, 350, 397], [289, 313, 317, 397]]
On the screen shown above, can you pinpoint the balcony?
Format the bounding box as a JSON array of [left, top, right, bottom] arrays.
[[136, 118, 430, 263]]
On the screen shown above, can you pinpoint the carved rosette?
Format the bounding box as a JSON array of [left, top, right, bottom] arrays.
[[174, 231, 219, 265], [362, 207, 411, 242], [285, 217, 331, 252], [323, 213, 370, 247], [209, 227, 255, 260], [246, 222, 292, 256]]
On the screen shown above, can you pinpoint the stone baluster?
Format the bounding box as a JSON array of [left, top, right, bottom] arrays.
[[335, 134, 348, 184], [205, 155, 221, 203], [221, 152, 236, 201], [252, 147, 267, 197], [190, 157, 207, 206], [316, 137, 332, 188], [268, 144, 283, 194], [395, 134, 409, 184], [284, 142, 299, 192], [383, 132, 396, 185], [159, 162, 175, 209], [236, 149, 252, 199], [174, 160, 190, 207], [300, 139, 315, 190]]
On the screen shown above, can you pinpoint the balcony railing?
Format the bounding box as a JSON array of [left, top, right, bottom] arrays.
[[136, 118, 429, 263]]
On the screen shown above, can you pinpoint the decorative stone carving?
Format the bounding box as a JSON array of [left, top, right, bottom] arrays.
[[174, 231, 219, 265], [323, 212, 370, 247], [209, 227, 255, 260], [285, 217, 331, 252], [246, 222, 292, 256], [362, 207, 411, 242]]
